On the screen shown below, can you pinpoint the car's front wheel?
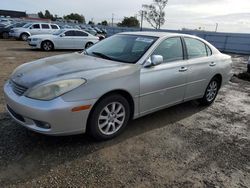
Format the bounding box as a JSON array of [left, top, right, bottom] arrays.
[[20, 33, 29, 41], [200, 77, 220, 105], [88, 94, 130, 140], [41, 41, 54, 51]]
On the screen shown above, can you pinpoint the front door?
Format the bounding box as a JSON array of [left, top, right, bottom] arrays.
[[140, 37, 188, 115]]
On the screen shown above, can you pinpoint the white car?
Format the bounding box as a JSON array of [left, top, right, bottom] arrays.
[[9, 23, 60, 41], [27, 29, 100, 51]]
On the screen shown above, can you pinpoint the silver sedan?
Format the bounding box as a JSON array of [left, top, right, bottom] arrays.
[[4, 32, 233, 140]]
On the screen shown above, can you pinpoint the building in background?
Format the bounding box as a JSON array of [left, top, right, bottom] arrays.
[[27, 13, 39, 19], [0, 9, 26, 18]]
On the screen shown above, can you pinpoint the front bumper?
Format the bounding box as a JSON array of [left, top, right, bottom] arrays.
[[4, 82, 96, 136], [9, 32, 20, 38], [27, 39, 40, 48]]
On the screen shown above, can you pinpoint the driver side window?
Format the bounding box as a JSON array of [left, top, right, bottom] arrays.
[[31, 24, 40, 29], [64, 31, 75, 36], [152, 37, 183, 63]]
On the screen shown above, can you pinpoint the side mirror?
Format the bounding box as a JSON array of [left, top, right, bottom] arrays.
[[144, 55, 163, 68], [60, 34, 65, 37]]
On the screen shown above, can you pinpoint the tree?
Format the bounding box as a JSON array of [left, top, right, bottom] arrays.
[[117, 17, 140, 27], [101, 20, 108, 26], [88, 21, 94, 25], [64, 13, 86, 24], [142, 0, 168, 29], [44, 10, 54, 20], [38, 10, 55, 20], [38, 11, 44, 18]]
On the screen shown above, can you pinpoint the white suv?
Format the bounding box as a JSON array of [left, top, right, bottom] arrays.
[[9, 23, 60, 41]]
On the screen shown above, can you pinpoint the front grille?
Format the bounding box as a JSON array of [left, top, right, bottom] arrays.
[[10, 80, 28, 96]]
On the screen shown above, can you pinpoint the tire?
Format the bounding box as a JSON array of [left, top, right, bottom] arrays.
[[2, 32, 9, 39], [88, 94, 130, 141], [199, 77, 220, 106], [41, 41, 54, 51], [20, 33, 29, 41], [85, 42, 93, 49]]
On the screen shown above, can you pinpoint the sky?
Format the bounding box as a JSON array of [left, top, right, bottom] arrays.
[[1, 0, 250, 33]]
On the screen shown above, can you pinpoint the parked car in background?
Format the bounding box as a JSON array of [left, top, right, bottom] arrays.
[[0, 23, 6, 28], [0, 22, 27, 39], [27, 29, 99, 51], [9, 23, 60, 41], [0, 18, 12, 26], [4, 32, 233, 140]]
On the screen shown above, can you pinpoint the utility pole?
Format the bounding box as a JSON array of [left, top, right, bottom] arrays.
[[140, 11, 144, 31], [112, 13, 114, 27], [215, 23, 218, 32]]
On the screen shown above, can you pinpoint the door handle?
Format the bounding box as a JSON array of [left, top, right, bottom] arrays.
[[209, 62, 216, 67], [179, 67, 188, 72]]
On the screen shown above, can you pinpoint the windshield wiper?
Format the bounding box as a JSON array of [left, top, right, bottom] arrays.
[[92, 52, 113, 60]]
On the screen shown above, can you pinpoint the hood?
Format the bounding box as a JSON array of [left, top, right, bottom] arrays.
[[10, 53, 137, 88]]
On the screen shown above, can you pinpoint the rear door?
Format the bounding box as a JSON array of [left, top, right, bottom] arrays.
[[183, 37, 215, 101], [41, 23, 52, 34], [74, 30, 89, 49], [140, 37, 188, 115]]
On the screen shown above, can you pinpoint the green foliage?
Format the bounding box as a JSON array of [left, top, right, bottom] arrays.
[[64, 13, 86, 24], [117, 17, 140, 28], [37, 10, 55, 21], [142, 0, 168, 29], [88, 21, 94, 25], [101, 20, 108, 26], [38, 11, 44, 18]]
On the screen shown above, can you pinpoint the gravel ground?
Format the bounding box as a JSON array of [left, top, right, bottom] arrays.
[[0, 39, 249, 188]]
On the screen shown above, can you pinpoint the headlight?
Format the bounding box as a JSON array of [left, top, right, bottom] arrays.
[[26, 79, 86, 100], [32, 38, 39, 41]]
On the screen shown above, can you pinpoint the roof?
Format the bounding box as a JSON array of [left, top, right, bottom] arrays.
[[120, 31, 194, 38]]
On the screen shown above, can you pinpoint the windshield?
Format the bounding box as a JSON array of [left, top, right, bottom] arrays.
[[53, 29, 65, 35], [23, 23, 32, 28], [86, 34, 158, 64]]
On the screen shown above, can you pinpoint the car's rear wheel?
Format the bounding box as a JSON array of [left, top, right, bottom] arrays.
[[85, 42, 93, 49], [88, 94, 130, 140], [199, 77, 219, 105], [20, 33, 29, 41], [2, 32, 9, 39], [41, 41, 54, 51]]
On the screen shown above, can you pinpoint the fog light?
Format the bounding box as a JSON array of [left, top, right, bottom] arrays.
[[34, 120, 51, 129]]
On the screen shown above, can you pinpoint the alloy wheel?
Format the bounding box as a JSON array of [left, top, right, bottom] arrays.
[[21, 34, 28, 41], [43, 42, 53, 51], [98, 102, 126, 136], [206, 80, 218, 102]]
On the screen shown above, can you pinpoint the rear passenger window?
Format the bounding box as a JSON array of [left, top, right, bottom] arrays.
[[32, 24, 40, 29], [41, 24, 50, 29], [51, 25, 59, 29], [152, 37, 183, 63], [75, 31, 88, 36], [184, 38, 208, 59]]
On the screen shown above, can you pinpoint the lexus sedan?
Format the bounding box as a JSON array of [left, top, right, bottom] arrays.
[[27, 29, 99, 51], [4, 32, 233, 140]]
